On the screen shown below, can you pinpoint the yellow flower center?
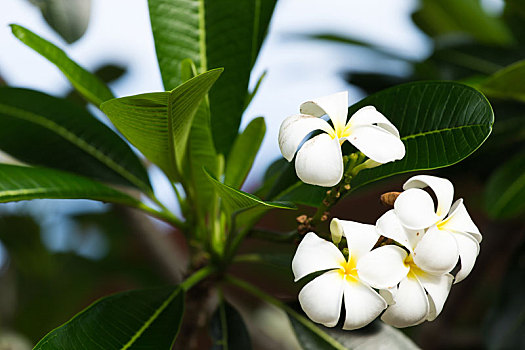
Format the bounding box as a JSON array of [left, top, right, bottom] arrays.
[[338, 254, 359, 283], [330, 122, 353, 143], [403, 254, 425, 278]]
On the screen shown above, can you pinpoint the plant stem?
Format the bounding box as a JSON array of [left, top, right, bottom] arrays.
[[136, 202, 188, 232], [224, 275, 346, 350], [181, 265, 216, 291]]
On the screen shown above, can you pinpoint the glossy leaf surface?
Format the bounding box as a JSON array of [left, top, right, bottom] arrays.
[[34, 286, 184, 349], [0, 164, 138, 206], [204, 169, 295, 216], [225, 117, 266, 189], [0, 87, 151, 191], [210, 299, 252, 350], [278, 82, 494, 206], [10, 24, 113, 107], [148, 0, 277, 155], [289, 316, 420, 350], [101, 69, 222, 181]]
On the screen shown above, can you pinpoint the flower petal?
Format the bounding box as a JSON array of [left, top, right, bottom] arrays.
[[330, 219, 379, 260], [278, 114, 334, 161], [413, 225, 459, 275], [403, 175, 454, 220], [295, 133, 344, 186], [453, 231, 480, 284], [347, 105, 400, 137], [300, 91, 348, 132], [441, 199, 482, 243], [357, 245, 409, 289], [342, 281, 387, 330], [292, 232, 345, 282], [380, 287, 397, 305], [417, 272, 453, 321], [381, 274, 430, 328], [394, 188, 440, 230], [345, 124, 405, 164], [298, 270, 345, 327], [376, 209, 422, 252]]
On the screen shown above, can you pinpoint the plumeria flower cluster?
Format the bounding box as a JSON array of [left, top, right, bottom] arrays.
[[291, 175, 482, 329], [278, 91, 405, 186]]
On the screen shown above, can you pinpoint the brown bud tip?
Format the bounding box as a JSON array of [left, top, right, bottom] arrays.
[[380, 192, 401, 206], [296, 214, 308, 224], [320, 212, 330, 222], [326, 190, 332, 195]]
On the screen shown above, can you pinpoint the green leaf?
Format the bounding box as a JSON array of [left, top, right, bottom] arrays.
[[0, 87, 151, 191], [225, 117, 266, 189], [10, 24, 113, 107], [278, 82, 494, 206], [349, 82, 494, 190], [100, 68, 223, 181], [412, 0, 514, 45], [286, 314, 346, 350], [180, 60, 219, 217], [0, 164, 138, 206], [29, 0, 91, 44], [485, 151, 525, 219], [210, 298, 252, 350], [479, 60, 525, 103], [203, 168, 295, 216], [289, 316, 420, 350], [148, 0, 277, 155], [34, 286, 184, 349]]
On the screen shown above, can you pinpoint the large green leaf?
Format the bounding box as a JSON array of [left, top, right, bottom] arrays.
[[289, 316, 420, 350], [485, 151, 525, 219], [101, 68, 222, 181], [0, 164, 138, 206], [178, 59, 219, 219], [0, 87, 151, 191], [10, 24, 113, 107], [29, 0, 91, 44], [225, 117, 266, 189], [148, 0, 277, 155], [34, 286, 184, 349], [210, 298, 252, 350], [412, 0, 513, 45], [278, 82, 494, 206], [479, 60, 525, 103], [204, 169, 295, 216]]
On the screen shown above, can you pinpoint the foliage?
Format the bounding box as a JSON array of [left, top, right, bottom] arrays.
[[0, 0, 512, 349]]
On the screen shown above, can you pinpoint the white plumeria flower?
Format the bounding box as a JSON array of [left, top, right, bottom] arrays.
[[393, 175, 482, 283], [278, 91, 405, 187], [357, 210, 454, 328], [291, 220, 387, 330]]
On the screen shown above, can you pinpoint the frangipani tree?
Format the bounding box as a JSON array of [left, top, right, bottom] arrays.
[[0, 1, 495, 349]]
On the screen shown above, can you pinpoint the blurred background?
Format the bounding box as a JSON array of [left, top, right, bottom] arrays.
[[0, 0, 523, 349]]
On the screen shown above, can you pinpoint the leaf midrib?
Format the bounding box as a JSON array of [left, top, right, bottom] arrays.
[[0, 103, 149, 192], [121, 288, 182, 350], [401, 123, 488, 141]]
